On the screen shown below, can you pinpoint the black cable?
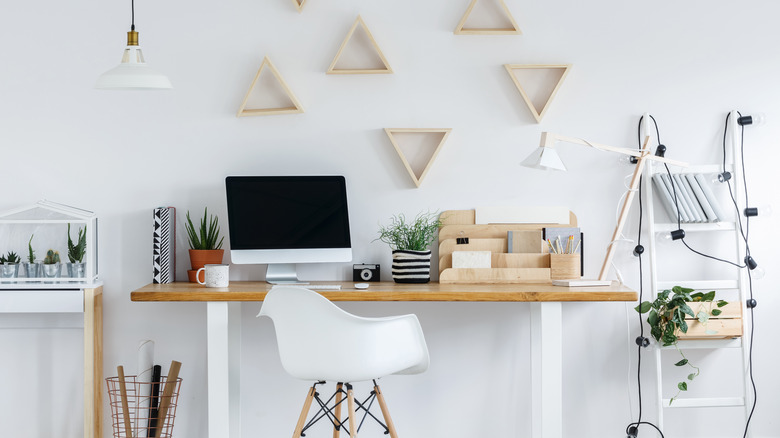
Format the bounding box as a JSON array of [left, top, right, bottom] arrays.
[[625, 115, 664, 438], [131, 0, 135, 31]]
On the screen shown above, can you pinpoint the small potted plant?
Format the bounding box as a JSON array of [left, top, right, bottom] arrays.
[[0, 251, 21, 280], [42, 249, 61, 281], [67, 223, 87, 278], [636, 286, 728, 404], [185, 208, 225, 283], [22, 234, 40, 279], [376, 211, 441, 283]]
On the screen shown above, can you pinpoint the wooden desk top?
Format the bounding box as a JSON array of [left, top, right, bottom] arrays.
[[131, 281, 637, 303]]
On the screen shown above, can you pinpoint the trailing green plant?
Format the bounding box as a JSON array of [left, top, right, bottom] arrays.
[[636, 286, 728, 404], [27, 234, 35, 263], [0, 251, 20, 264], [67, 223, 87, 263], [376, 211, 442, 251], [43, 249, 61, 265], [185, 208, 225, 250]]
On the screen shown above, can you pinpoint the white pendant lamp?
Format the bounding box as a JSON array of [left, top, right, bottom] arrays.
[[96, 0, 172, 90]]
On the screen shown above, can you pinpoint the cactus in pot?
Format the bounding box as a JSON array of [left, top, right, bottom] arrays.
[[67, 224, 87, 277], [42, 249, 61, 281]]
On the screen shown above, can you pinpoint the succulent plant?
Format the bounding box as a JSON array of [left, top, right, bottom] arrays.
[[0, 251, 20, 264], [67, 224, 87, 263], [27, 234, 35, 263], [43, 249, 61, 265], [185, 208, 224, 250]]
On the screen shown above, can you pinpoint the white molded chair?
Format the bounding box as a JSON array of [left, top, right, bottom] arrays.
[[258, 286, 429, 438]]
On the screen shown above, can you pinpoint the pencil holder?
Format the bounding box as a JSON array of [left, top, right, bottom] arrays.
[[550, 254, 580, 280], [106, 375, 182, 438]]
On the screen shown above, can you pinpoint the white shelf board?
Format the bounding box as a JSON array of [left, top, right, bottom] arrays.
[[0, 280, 102, 290]]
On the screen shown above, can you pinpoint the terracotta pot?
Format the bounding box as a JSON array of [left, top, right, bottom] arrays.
[[189, 249, 224, 282]]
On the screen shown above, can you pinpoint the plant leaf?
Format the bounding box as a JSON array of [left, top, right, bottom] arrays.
[[697, 310, 709, 324], [711, 309, 722, 316], [678, 382, 688, 391], [702, 291, 716, 301], [717, 300, 728, 308], [679, 302, 695, 318], [635, 302, 652, 314], [647, 309, 659, 326], [705, 329, 718, 335], [688, 373, 696, 381], [678, 318, 688, 333], [675, 359, 689, 366]]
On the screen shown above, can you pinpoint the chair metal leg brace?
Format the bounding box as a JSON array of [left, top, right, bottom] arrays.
[[294, 381, 395, 437]]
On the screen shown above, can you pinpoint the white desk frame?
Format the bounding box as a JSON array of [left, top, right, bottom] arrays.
[[206, 301, 561, 438]]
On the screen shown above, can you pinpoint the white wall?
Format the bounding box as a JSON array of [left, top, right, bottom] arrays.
[[1, 0, 779, 437]]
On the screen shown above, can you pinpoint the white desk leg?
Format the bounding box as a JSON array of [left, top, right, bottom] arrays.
[[530, 302, 562, 438], [207, 302, 242, 438]]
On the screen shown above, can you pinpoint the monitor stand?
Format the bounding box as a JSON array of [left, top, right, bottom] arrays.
[[265, 263, 307, 284]]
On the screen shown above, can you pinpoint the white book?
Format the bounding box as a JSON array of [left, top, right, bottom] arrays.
[[659, 173, 691, 223], [672, 173, 702, 222], [694, 173, 726, 221], [675, 174, 704, 222], [686, 174, 718, 222], [652, 175, 680, 222]]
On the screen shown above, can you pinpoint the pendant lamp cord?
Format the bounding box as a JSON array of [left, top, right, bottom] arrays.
[[131, 0, 135, 30]]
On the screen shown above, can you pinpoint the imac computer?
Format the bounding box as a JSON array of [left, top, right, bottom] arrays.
[[225, 176, 353, 283]]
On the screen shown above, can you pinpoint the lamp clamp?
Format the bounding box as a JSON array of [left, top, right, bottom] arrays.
[[635, 336, 650, 348], [632, 245, 644, 257]]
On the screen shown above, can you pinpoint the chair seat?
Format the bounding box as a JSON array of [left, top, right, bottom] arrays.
[[258, 286, 429, 382]]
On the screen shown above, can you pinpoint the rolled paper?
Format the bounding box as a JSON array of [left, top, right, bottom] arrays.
[[137, 340, 155, 437]]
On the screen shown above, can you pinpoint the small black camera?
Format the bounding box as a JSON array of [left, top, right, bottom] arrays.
[[353, 264, 380, 282]]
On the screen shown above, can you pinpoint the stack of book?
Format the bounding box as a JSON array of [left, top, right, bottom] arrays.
[[652, 173, 725, 223]]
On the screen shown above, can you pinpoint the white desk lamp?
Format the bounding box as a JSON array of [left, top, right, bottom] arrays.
[[522, 131, 688, 284]]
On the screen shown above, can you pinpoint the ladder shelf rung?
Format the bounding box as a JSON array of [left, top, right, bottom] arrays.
[[662, 397, 744, 408], [654, 222, 736, 233], [657, 280, 739, 291], [660, 338, 742, 350]]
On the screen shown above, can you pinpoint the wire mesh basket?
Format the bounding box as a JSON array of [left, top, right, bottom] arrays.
[[106, 375, 182, 438]]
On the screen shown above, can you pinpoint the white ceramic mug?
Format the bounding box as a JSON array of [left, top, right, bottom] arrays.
[[197, 264, 229, 288]]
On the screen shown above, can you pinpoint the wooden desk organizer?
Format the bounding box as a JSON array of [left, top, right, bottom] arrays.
[[438, 209, 579, 284]]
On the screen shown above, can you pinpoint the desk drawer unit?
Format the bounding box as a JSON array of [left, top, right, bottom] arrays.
[[0, 289, 84, 313]]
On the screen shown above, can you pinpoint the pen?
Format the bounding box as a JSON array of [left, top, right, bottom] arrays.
[[573, 239, 581, 254], [556, 236, 562, 254], [547, 239, 557, 254]]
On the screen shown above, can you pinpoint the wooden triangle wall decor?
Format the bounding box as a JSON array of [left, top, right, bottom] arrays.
[[291, 0, 307, 13], [384, 128, 452, 187], [237, 56, 304, 117], [327, 15, 393, 74], [454, 0, 521, 35], [504, 64, 571, 123]]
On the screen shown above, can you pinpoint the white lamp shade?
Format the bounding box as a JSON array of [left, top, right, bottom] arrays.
[[96, 46, 172, 90], [521, 146, 566, 171]]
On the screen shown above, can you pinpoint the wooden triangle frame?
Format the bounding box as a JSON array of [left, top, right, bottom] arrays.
[[504, 64, 571, 123], [454, 0, 522, 35], [291, 0, 307, 13], [327, 15, 393, 74], [384, 128, 452, 187], [237, 56, 304, 117]]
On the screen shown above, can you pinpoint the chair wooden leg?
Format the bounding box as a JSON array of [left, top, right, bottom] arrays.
[[374, 384, 399, 438], [346, 384, 357, 438], [292, 386, 317, 438], [333, 383, 343, 438]]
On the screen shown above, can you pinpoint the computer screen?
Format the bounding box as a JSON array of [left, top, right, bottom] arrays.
[[225, 175, 352, 283]]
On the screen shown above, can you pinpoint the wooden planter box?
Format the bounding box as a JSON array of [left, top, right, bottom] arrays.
[[677, 301, 742, 340]]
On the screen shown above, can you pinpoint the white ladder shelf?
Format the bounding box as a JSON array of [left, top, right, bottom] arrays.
[[643, 111, 752, 434]]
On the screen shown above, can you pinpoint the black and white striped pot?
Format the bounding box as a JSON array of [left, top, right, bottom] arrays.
[[391, 250, 432, 283]]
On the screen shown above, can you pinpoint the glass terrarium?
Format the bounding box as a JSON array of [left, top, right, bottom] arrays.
[[0, 200, 98, 287]]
